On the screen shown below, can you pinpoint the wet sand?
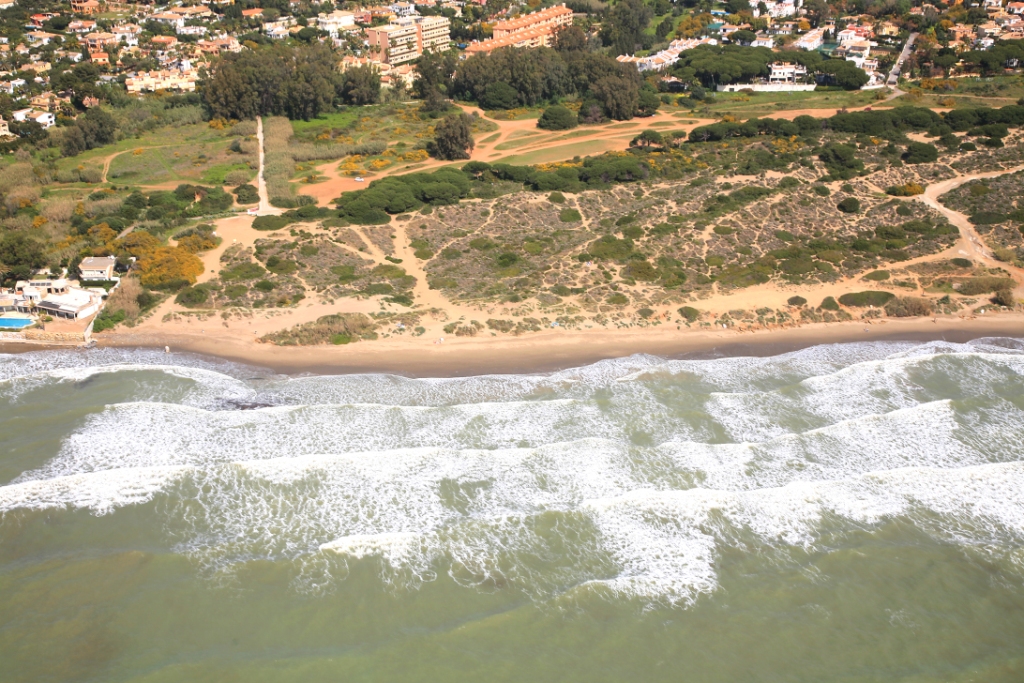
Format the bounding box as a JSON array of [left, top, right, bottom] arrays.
[[76, 314, 1024, 377]]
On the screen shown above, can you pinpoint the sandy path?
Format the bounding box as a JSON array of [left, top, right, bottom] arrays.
[[255, 116, 283, 217], [100, 150, 125, 184], [914, 164, 1024, 291], [297, 107, 715, 207]]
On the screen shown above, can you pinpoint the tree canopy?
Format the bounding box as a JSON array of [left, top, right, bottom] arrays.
[[201, 43, 349, 121]]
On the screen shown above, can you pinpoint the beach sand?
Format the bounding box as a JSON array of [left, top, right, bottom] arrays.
[[79, 313, 1024, 377]]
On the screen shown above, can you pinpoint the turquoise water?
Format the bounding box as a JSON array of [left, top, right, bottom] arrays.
[[2, 339, 1024, 682], [0, 318, 33, 329]]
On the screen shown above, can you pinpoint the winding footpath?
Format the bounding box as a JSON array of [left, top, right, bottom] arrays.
[[914, 164, 1024, 291]]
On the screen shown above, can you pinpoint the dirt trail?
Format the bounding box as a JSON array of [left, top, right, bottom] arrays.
[[255, 116, 283, 217], [100, 150, 124, 183], [298, 108, 715, 207], [914, 164, 1024, 290]]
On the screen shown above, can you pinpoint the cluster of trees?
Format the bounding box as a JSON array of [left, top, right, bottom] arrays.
[[59, 108, 117, 157], [452, 33, 659, 121], [334, 167, 473, 224], [685, 106, 980, 143], [331, 154, 654, 225], [430, 113, 475, 160], [202, 43, 380, 121], [960, 39, 1024, 75], [670, 44, 868, 90]]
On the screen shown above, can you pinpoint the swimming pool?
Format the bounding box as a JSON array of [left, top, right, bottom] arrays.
[[0, 317, 35, 330]]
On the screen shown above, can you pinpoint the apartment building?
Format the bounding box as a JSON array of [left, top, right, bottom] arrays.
[[367, 21, 419, 64], [367, 15, 450, 64], [491, 4, 573, 40], [465, 4, 573, 54], [417, 15, 451, 52], [125, 69, 198, 93]]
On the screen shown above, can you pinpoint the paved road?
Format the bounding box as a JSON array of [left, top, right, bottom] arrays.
[[887, 32, 919, 87]]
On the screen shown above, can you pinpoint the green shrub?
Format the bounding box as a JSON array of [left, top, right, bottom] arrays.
[[548, 191, 566, 204], [956, 276, 1015, 295], [812, 185, 831, 197], [896, 204, 913, 216], [255, 279, 276, 292], [175, 285, 209, 307], [950, 258, 972, 268], [992, 289, 1015, 307], [265, 255, 297, 275], [252, 215, 291, 231], [92, 308, 126, 332], [441, 247, 462, 260], [884, 296, 933, 317], [638, 307, 655, 319], [234, 184, 259, 204], [678, 306, 700, 322], [820, 296, 840, 311], [864, 270, 890, 281], [838, 290, 895, 307], [589, 235, 633, 260], [331, 333, 352, 345], [559, 208, 582, 222], [775, 229, 795, 242], [225, 284, 248, 299], [221, 262, 266, 280], [787, 295, 807, 306], [837, 197, 861, 214], [607, 292, 628, 305], [903, 142, 938, 164], [414, 248, 434, 260], [537, 105, 578, 130]]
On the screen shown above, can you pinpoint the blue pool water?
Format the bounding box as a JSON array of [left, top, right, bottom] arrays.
[[0, 318, 34, 330]]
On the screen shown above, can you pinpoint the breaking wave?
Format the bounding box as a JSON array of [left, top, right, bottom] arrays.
[[2, 337, 1023, 605]]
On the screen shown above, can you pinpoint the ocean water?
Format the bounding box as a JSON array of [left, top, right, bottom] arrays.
[[2, 339, 1024, 682]]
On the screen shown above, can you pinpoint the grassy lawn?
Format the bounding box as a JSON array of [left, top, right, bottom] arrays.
[[492, 138, 622, 165], [290, 109, 361, 137], [484, 108, 543, 121], [55, 122, 240, 180], [698, 88, 882, 117], [107, 137, 240, 186]]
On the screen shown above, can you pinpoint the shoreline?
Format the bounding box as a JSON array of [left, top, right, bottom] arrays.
[[3, 314, 1016, 377]]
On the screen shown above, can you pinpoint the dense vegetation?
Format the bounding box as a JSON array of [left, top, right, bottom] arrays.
[[452, 42, 659, 121], [202, 43, 381, 121]]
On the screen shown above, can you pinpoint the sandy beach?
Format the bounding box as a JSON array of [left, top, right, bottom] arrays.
[[77, 313, 1023, 376]]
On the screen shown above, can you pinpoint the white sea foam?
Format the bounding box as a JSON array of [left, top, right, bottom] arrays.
[[0, 466, 190, 515], [583, 461, 1024, 605], [3, 339, 1024, 605]]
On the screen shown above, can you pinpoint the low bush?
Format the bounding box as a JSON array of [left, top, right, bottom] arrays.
[[820, 296, 840, 311], [837, 197, 861, 214], [252, 215, 291, 231], [678, 306, 700, 322], [992, 289, 1015, 307], [838, 291, 895, 307], [175, 285, 210, 307], [886, 183, 924, 197], [559, 208, 582, 223], [956, 276, 1015, 295], [864, 270, 890, 281], [884, 296, 933, 317], [787, 295, 807, 306]]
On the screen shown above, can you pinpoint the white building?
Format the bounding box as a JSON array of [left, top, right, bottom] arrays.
[[79, 256, 117, 280], [12, 108, 55, 128], [316, 10, 356, 34]]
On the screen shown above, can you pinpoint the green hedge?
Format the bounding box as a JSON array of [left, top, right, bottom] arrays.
[[838, 291, 895, 307]]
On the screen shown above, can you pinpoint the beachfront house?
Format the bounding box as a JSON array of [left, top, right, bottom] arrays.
[[79, 256, 117, 281]]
